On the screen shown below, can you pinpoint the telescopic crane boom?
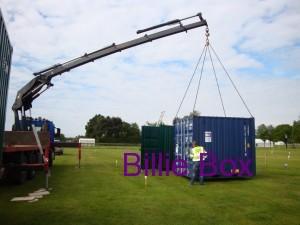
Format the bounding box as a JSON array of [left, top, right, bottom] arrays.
[[12, 13, 207, 130]]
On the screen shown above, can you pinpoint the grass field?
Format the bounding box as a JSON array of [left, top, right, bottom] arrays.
[[0, 146, 299, 225]]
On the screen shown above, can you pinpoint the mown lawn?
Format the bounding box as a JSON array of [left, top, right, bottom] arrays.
[[0, 146, 299, 225]]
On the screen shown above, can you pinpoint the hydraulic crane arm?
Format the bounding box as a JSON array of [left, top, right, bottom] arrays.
[[12, 13, 207, 130]]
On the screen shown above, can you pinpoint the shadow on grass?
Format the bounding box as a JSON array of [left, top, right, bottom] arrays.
[[181, 175, 259, 183], [183, 172, 274, 184]]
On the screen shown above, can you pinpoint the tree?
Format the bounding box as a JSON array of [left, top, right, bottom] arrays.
[[145, 121, 157, 126], [60, 133, 66, 142], [273, 124, 292, 143], [266, 125, 274, 147], [145, 121, 165, 126], [256, 124, 268, 147], [73, 135, 85, 142], [292, 120, 300, 143], [256, 118, 300, 146], [85, 114, 140, 143]]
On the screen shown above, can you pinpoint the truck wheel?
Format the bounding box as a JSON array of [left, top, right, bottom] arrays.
[[16, 171, 27, 184], [8, 169, 27, 185], [0, 167, 4, 178], [27, 170, 36, 180]]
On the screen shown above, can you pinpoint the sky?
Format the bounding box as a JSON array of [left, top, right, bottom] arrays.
[[1, 0, 300, 137]]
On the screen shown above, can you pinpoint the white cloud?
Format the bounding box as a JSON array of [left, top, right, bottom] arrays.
[[1, 0, 300, 136]]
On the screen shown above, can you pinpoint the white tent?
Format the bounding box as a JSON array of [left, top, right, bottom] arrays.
[[255, 139, 273, 148], [274, 141, 285, 146]]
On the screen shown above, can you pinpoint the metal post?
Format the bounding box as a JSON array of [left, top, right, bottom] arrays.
[[144, 176, 148, 188], [264, 150, 267, 168], [78, 143, 81, 168], [32, 124, 44, 156], [44, 146, 50, 190], [45, 171, 49, 190], [285, 134, 288, 150]]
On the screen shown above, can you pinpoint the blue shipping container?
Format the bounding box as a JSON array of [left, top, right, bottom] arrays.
[[174, 115, 255, 178], [0, 9, 13, 165]]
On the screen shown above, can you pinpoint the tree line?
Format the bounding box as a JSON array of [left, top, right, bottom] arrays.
[[256, 119, 300, 145], [85, 114, 140, 143]]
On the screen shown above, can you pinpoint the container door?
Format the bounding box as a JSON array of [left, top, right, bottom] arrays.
[[174, 117, 193, 177], [241, 118, 256, 176]]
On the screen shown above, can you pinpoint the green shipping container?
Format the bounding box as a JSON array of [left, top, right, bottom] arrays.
[[0, 9, 13, 165], [141, 125, 174, 170]]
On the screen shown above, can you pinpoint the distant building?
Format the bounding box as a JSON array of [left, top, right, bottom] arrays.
[[79, 138, 96, 147], [255, 139, 273, 148]]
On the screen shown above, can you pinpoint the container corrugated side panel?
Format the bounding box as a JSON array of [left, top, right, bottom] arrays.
[[141, 125, 174, 170], [194, 116, 255, 177], [0, 10, 13, 165], [160, 126, 174, 159], [141, 126, 159, 169]]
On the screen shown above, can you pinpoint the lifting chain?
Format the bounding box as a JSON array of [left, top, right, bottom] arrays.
[[175, 25, 253, 118], [205, 26, 210, 46]]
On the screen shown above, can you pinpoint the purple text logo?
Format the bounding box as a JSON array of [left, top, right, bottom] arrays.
[[123, 152, 252, 177]]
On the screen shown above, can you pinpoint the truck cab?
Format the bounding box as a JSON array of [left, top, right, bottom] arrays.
[[26, 117, 63, 155]]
